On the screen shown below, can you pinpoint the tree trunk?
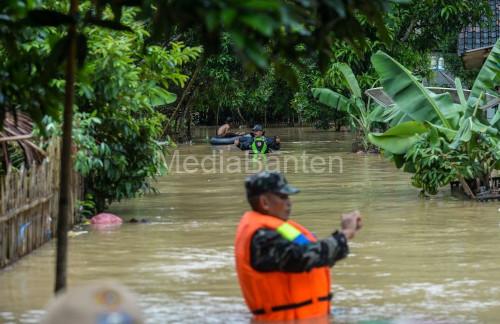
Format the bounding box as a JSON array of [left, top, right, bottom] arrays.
[[162, 57, 204, 138], [236, 107, 246, 126], [55, 0, 78, 294], [216, 105, 219, 130], [459, 176, 476, 199], [186, 102, 192, 142], [181, 93, 195, 141], [400, 19, 416, 42]]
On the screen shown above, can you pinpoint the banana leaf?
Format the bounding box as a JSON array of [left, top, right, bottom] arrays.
[[489, 108, 500, 128], [468, 39, 500, 108], [368, 121, 428, 154], [368, 105, 388, 123], [335, 63, 362, 98], [454, 78, 468, 107], [424, 122, 457, 142], [372, 51, 455, 129], [449, 116, 499, 149], [312, 88, 352, 112], [380, 104, 411, 126]]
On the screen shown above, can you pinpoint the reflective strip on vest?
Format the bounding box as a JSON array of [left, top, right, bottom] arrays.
[[276, 223, 310, 245], [251, 136, 268, 154]]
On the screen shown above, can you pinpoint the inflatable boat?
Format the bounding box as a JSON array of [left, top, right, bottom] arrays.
[[237, 136, 281, 152], [209, 134, 252, 145]]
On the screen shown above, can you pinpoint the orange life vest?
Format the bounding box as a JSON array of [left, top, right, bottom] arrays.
[[235, 211, 332, 321]]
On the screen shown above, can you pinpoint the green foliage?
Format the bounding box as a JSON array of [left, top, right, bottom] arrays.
[[0, 0, 144, 126], [142, 42, 203, 90], [30, 8, 201, 211], [1, 0, 397, 131], [369, 121, 428, 154], [73, 110, 166, 211], [0, 142, 26, 175], [406, 131, 500, 195], [192, 35, 300, 125], [389, 0, 492, 51], [369, 41, 500, 195], [190, 36, 251, 123], [69, 10, 200, 211], [144, 0, 400, 71], [313, 0, 492, 122], [371, 51, 455, 128], [405, 134, 458, 195], [76, 194, 97, 220], [289, 58, 327, 127], [0, 1, 63, 125], [312, 63, 384, 151], [468, 42, 500, 108]]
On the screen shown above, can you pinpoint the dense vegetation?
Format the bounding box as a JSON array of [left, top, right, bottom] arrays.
[[186, 0, 492, 131], [369, 40, 499, 197], [1, 0, 403, 213], [0, 0, 496, 210]]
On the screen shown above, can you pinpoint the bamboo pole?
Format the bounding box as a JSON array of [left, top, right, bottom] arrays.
[[0, 134, 33, 142], [55, 0, 78, 293], [0, 195, 53, 222]]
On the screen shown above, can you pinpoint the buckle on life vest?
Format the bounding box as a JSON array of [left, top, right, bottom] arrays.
[[251, 293, 332, 315]]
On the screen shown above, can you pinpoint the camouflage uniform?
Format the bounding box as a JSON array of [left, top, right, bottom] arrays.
[[245, 171, 349, 272], [250, 228, 348, 272]]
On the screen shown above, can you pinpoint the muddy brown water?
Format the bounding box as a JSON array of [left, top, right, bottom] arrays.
[[1, 127, 500, 323]]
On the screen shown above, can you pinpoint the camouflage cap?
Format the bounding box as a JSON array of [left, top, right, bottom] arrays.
[[245, 171, 300, 197], [252, 124, 264, 131]]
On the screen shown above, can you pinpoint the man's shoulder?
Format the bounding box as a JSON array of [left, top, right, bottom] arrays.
[[252, 227, 280, 242], [240, 212, 285, 227]]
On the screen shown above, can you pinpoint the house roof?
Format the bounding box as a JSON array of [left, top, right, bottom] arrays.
[[462, 45, 495, 69], [458, 0, 499, 59]]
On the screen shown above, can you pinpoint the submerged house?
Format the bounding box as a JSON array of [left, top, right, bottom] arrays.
[[458, 0, 500, 70], [430, 0, 499, 86]]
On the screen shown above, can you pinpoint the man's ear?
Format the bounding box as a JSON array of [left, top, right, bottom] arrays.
[[259, 194, 270, 212]]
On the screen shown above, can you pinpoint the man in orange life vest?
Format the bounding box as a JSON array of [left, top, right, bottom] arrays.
[[235, 171, 362, 321]]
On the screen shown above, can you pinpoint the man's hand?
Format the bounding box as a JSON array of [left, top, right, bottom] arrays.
[[340, 210, 362, 240], [275, 136, 280, 144], [234, 138, 240, 146]]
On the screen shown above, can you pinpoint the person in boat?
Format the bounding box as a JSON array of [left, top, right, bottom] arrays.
[[216, 117, 244, 138], [234, 124, 280, 153], [234, 171, 362, 322]]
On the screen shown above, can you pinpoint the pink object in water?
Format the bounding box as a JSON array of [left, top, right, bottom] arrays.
[[90, 213, 123, 225]]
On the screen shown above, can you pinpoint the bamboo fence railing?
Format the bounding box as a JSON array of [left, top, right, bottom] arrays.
[[0, 140, 81, 268]]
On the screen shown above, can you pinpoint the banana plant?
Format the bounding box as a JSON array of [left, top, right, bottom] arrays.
[[312, 63, 384, 152], [368, 39, 500, 196]]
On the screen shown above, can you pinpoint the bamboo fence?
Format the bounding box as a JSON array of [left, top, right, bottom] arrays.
[[0, 140, 81, 268]]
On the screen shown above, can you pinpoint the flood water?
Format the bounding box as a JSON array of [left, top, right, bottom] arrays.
[[1, 127, 500, 323]]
